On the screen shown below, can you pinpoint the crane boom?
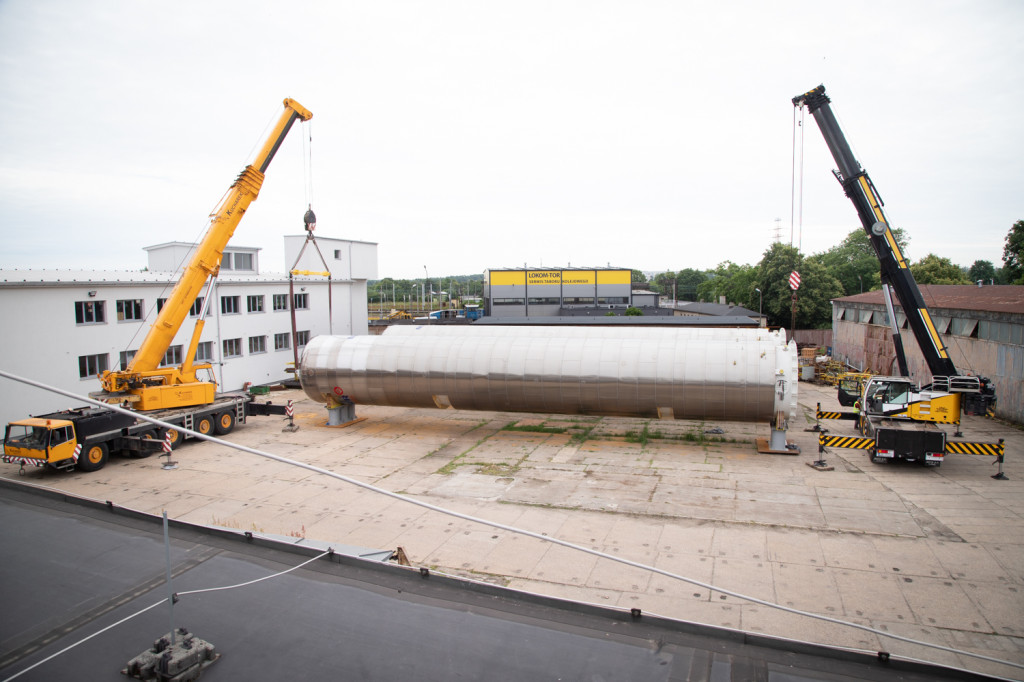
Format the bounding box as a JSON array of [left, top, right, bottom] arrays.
[[791, 85, 957, 379], [99, 98, 313, 410]]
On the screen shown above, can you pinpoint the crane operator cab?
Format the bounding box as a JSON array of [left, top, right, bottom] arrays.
[[864, 377, 913, 416]]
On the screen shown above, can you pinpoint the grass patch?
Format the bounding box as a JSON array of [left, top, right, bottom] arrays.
[[568, 425, 596, 444], [474, 462, 519, 476], [502, 422, 568, 434]]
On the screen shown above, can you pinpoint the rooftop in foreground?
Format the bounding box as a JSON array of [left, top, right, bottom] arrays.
[[1, 381, 1022, 679], [0, 480, 1004, 681]]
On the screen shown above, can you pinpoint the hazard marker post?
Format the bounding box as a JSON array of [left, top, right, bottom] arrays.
[[161, 430, 178, 470], [283, 399, 299, 433]]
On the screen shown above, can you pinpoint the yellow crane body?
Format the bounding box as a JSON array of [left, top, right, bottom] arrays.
[[98, 98, 312, 411]]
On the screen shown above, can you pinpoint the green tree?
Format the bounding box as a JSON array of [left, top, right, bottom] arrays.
[[630, 269, 648, 284], [1003, 219, 1024, 284], [696, 261, 757, 308], [756, 243, 843, 329], [675, 268, 706, 302], [624, 306, 643, 316], [910, 254, 970, 285], [968, 260, 997, 285], [807, 227, 909, 296]]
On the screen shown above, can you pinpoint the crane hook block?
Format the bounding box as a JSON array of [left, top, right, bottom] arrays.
[[304, 208, 317, 233]]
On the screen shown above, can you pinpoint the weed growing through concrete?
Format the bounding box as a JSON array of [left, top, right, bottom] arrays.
[[502, 422, 568, 434]]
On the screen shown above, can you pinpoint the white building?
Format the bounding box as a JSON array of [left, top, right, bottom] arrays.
[[0, 235, 377, 428]]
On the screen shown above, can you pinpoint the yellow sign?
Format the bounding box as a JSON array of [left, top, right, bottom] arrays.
[[596, 269, 631, 285], [489, 268, 626, 286], [489, 270, 526, 286], [561, 270, 595, 285], [527, 270, 562, 285]]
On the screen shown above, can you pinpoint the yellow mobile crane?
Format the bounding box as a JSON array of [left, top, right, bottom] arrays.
[[793, 86, 1004, 474], [100, 98, 313, 410], [2, 99, 311, 472]]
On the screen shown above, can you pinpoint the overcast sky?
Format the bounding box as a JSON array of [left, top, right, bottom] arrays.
[[1, 1, 1021, 280]]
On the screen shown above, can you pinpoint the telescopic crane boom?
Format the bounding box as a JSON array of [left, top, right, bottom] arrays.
[[791, 85, 957, 379], [99, 98, 313, 411]]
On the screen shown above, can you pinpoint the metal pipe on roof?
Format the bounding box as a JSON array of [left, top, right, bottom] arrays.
[[299, 327, 797, 422]]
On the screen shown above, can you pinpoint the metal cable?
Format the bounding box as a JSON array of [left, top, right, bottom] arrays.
[[176, 549, 332, 597], [0, 368, 1020, 676], [0, 538, 331, 682]]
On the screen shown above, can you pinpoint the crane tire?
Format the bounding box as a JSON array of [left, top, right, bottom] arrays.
[[196, 416, 214, 438], [164, 427, 182, 449], [78, 442, 109, 472], [214, 411, 235, 435]]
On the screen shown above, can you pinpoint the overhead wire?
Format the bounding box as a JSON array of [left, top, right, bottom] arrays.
[[0, 368, 1020, 678]]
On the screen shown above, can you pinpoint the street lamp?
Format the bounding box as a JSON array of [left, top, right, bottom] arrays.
[[423, 266, 429, 311], [857, 275, 863, 294], [754, 287, 762, 327]]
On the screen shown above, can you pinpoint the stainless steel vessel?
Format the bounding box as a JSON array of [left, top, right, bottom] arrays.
[[299, 327, 797, 422]]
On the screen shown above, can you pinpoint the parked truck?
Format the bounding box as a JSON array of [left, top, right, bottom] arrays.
[[3, 395, 286, 472], [1, 98, 312, 472]]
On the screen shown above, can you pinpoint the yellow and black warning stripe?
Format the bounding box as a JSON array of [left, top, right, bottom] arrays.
[[819, 434, 875, 450], [816, 409, 859, 421], [945, 440, 1005, 457]]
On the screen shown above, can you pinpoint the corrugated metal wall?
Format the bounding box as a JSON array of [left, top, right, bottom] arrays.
[[832, 317, 1023, 424]]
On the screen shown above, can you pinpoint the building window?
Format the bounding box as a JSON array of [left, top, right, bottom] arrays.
[[78, 353, 108, 378], [293, 293, 309, 310], [527, 297, 560, 305], [221, 295, 241, 315], [247, 295, 264, 313], [156, 298, 168, 313], [116, 299, 143, 321], [273, 294, 289, 311], [334, 249, 342, 259], [75, 300, 106, 325], [295, 330, 310, 348], [597, 297, 629, 305], [119, 350, 138, 370], [492, 298, 525, 306], [274, 333, 291, 351], [190, 297, 204, 317], [233, 252, 254, 270], [562, 297, 594, 305], [221, 254, 233, 270], [248, 335, 267, 354], [223, 338, 242, 358], [161, 345, 183, 367], [195, 341, 214, 363]]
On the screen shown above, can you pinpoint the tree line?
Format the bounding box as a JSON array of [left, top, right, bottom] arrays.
[[633, 219, 1024, 329], [369, 220, 1024, 326]]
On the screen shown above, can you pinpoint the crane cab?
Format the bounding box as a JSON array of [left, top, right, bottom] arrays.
[[3, 418, 78, 468]]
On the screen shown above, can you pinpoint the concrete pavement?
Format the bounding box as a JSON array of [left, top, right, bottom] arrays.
[[2, 380, 1022, 678]]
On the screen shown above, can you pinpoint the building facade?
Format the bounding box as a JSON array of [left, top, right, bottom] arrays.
[[0, 236, 376, 428], [831, 285, 1024, 424], [483, 268, 633, 317]]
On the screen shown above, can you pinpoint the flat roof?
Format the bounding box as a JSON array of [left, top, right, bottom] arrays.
[[0, 480, 994, 682], [835, 285, 1024, 315], [0, 270, 339, 286], [472, 315, 760, 327]]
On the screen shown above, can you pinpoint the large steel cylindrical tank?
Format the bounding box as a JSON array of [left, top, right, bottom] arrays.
[[300, 326, 796, 422]]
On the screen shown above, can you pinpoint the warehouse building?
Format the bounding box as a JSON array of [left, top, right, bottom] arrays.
[[483, 267, 634, 317], [0, 236, 376, 428], [831, 285, 1024, 424]]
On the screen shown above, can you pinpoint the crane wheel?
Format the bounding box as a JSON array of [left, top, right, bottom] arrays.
[[77, 442, 109, 472], [196, 416, 214, 437], [164, 428, 182, 449], [131, 432, 158, 458], [214, 411, 235, 435]]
